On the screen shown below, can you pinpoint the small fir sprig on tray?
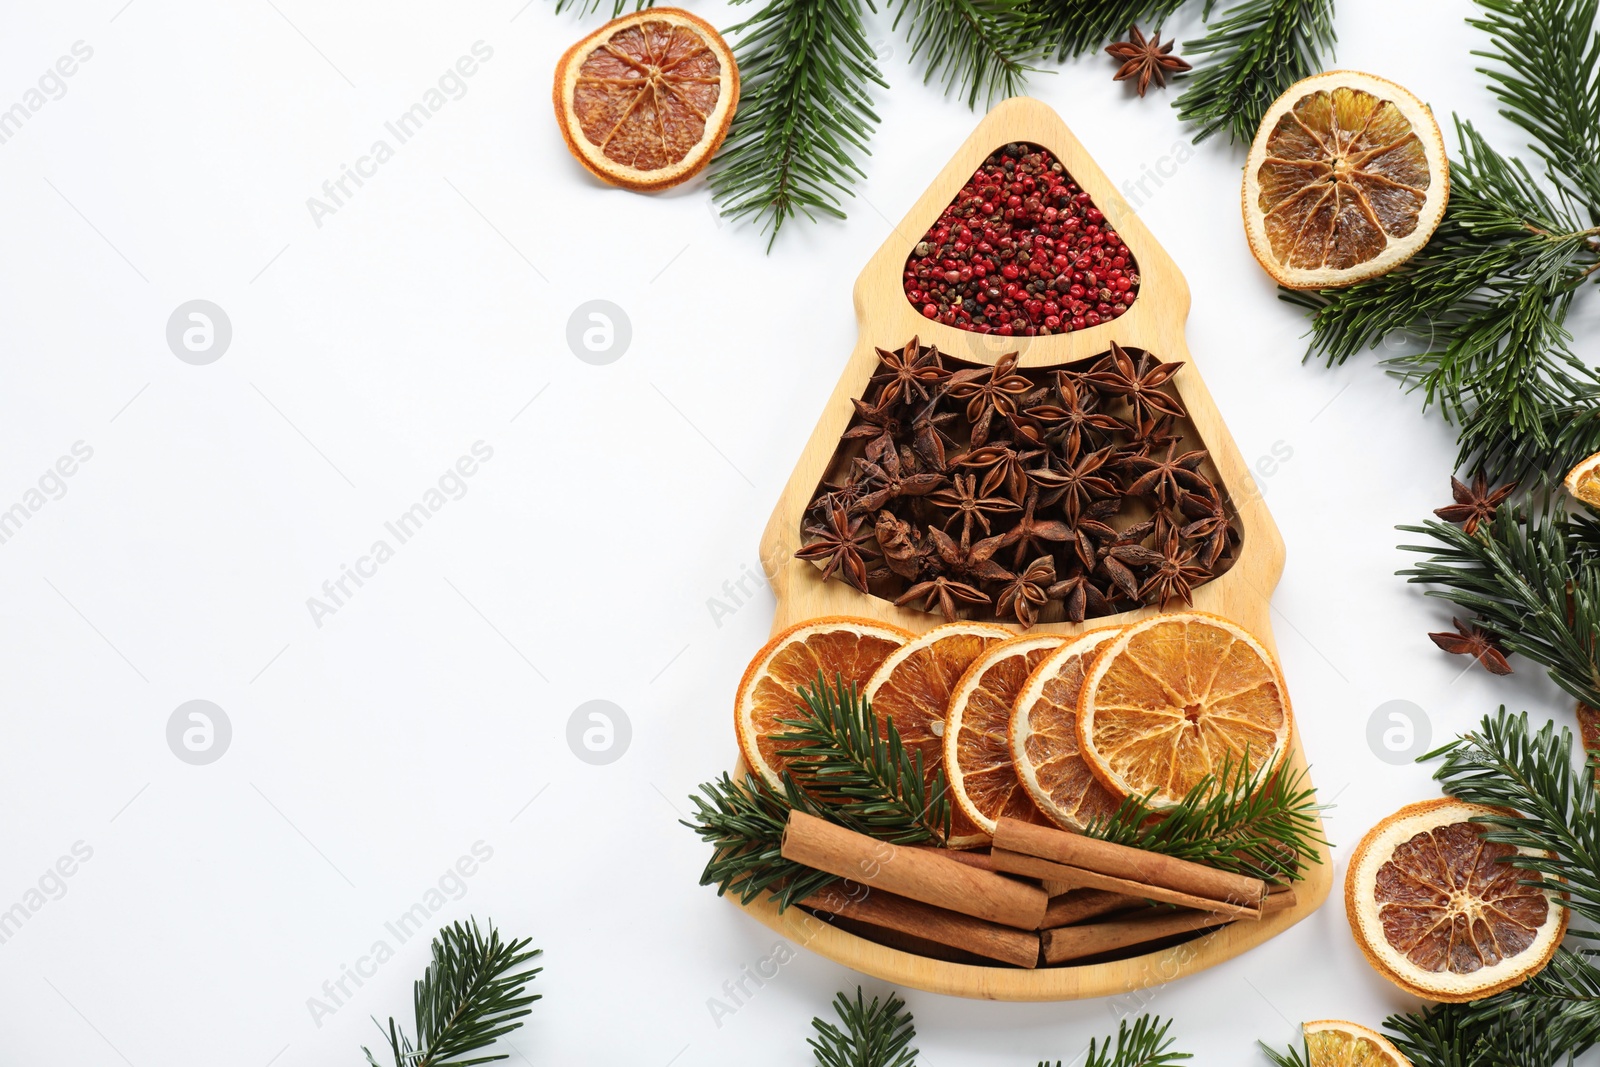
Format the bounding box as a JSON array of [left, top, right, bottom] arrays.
[[1284, 0, 1600, 487], [1399, 505, 1600, 710], [1083, 755, 1327, 884], [362, 919, 542, 1067], [1173, 0, 1337, 144], [684, 673, 949, 909], [708, 0, 887, 249], [777, 673, 953, 843], [809, 988, 919, 1067]]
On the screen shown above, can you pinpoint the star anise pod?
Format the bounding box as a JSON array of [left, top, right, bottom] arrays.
[[841, 393, 904, 464], [1434, 473, 1517, 536], [1137, 529, 1209, 608], [927, 526, 1013, 585], [929, 472, 1021, 541], [870, 336, 950, 407], [1082, 342, 1186, 425], [1046, 565, 1112, 624], [1062, 496, 1121, 571], [1118, 413, 1182, 462], [1178, 489, 1235, 568], [797, 504, 879, 591], [1048, 372, 1123, 460], [1001, 489, 1071, 567], [997, 556, 1056, 628], [958, 441, 1044, 502], [1105, 24, 1191, 97], [895, 574, 991, 622], [876, 510, 931, 580], [853, 449, 946, 511], [1029, 444, 1119, 513], [1124, 441, 1213, 505], [945, 351, 1033, 447], [1093, 518, 1160, 600], [909, 402, 960, 473], [1428, 617, 1513, 675]]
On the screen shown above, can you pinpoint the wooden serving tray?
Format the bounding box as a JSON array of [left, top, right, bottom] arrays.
[[740, 97, 1331, 1000]]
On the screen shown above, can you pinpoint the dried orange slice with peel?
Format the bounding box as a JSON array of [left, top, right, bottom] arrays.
[[1300, 1020, 1411, 1067], [1579, 703, 1600, 780], [1011, 627, 1126, 831], [944, 633, 1067, 845], [863, 621, 1013, 820], [1077, 611, 1292, 808], [553, 8, 738, 192], [735, 616, 910, 786], [1346, 798, 1568, 1002], [1565, 451, 1600, 508], [1244, 70, 1448, 289]]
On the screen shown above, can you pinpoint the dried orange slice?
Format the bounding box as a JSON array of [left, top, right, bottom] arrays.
[[1244, 70, 1448, 289], [1077, 611, 1292, 808], [1300, 1020, 1411, 1067], [863, 622, 1013, 809], [553, 8, 738, 192], [735, 616, 910, 786], [943, 633, 1067, 845], [1011, 627, 1125, 831], [1565, 451, 1600, 508], [1345, 798, 1568, 1002]]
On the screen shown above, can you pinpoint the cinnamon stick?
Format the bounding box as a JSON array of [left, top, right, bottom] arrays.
[[1041, 908, 1232, 965], [1263, 886, 1297, 914], [803, 884, 1040, 968], [782, 811, 1049, 930], [1040, 889, 1144, 929], [994, 817, 1266, 910], [990, 848, 1263, 919]]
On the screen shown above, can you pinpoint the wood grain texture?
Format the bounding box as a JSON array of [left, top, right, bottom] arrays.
[[733, 96, 1332, 1000]]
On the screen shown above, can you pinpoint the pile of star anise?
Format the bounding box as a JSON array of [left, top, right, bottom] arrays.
[[797, 338, 1240, 627]]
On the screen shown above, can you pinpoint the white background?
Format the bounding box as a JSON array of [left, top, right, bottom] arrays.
[[1, 1, 1595, 1064]]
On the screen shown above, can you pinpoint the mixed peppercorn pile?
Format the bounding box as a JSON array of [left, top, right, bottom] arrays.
[[797, 339, 1240, 627], [903, 143, 1139, 336]]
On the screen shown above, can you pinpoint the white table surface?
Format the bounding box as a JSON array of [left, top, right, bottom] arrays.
[[3, 1, 1595, 1063]]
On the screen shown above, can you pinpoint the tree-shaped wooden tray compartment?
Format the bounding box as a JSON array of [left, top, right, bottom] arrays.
[[739, 97, 1331, 1000]]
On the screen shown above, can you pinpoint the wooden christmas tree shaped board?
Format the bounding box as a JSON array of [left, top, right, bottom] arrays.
[[738, 97, 1332, 1000]]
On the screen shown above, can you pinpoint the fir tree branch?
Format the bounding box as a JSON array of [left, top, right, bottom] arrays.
[[1426, 708, 1600, 931], [1399, 507, 1600, 710], [809, 988, 919, 1067], [683, 771, 845, 909], [362, 919, 542, 1067], [1383, 949, 1600, 1067], [1026, 0, 1191, 61], [1043, 1014, 1192, 1067], [887, 0, 1043, 108], [1082, 754, 1328, 884], [775, 673, 952, 845], [1257, 1039, 1310, 1067], [1470, 0, 1600, 217], [708, 0, 886, 250], [1173, 0, 1336, 144], [1288, 132, 1600, 483], [551, 0, 652, 15]]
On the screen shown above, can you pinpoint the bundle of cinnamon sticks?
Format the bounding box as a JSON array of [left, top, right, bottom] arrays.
[[782, 811, 1296, 969]]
